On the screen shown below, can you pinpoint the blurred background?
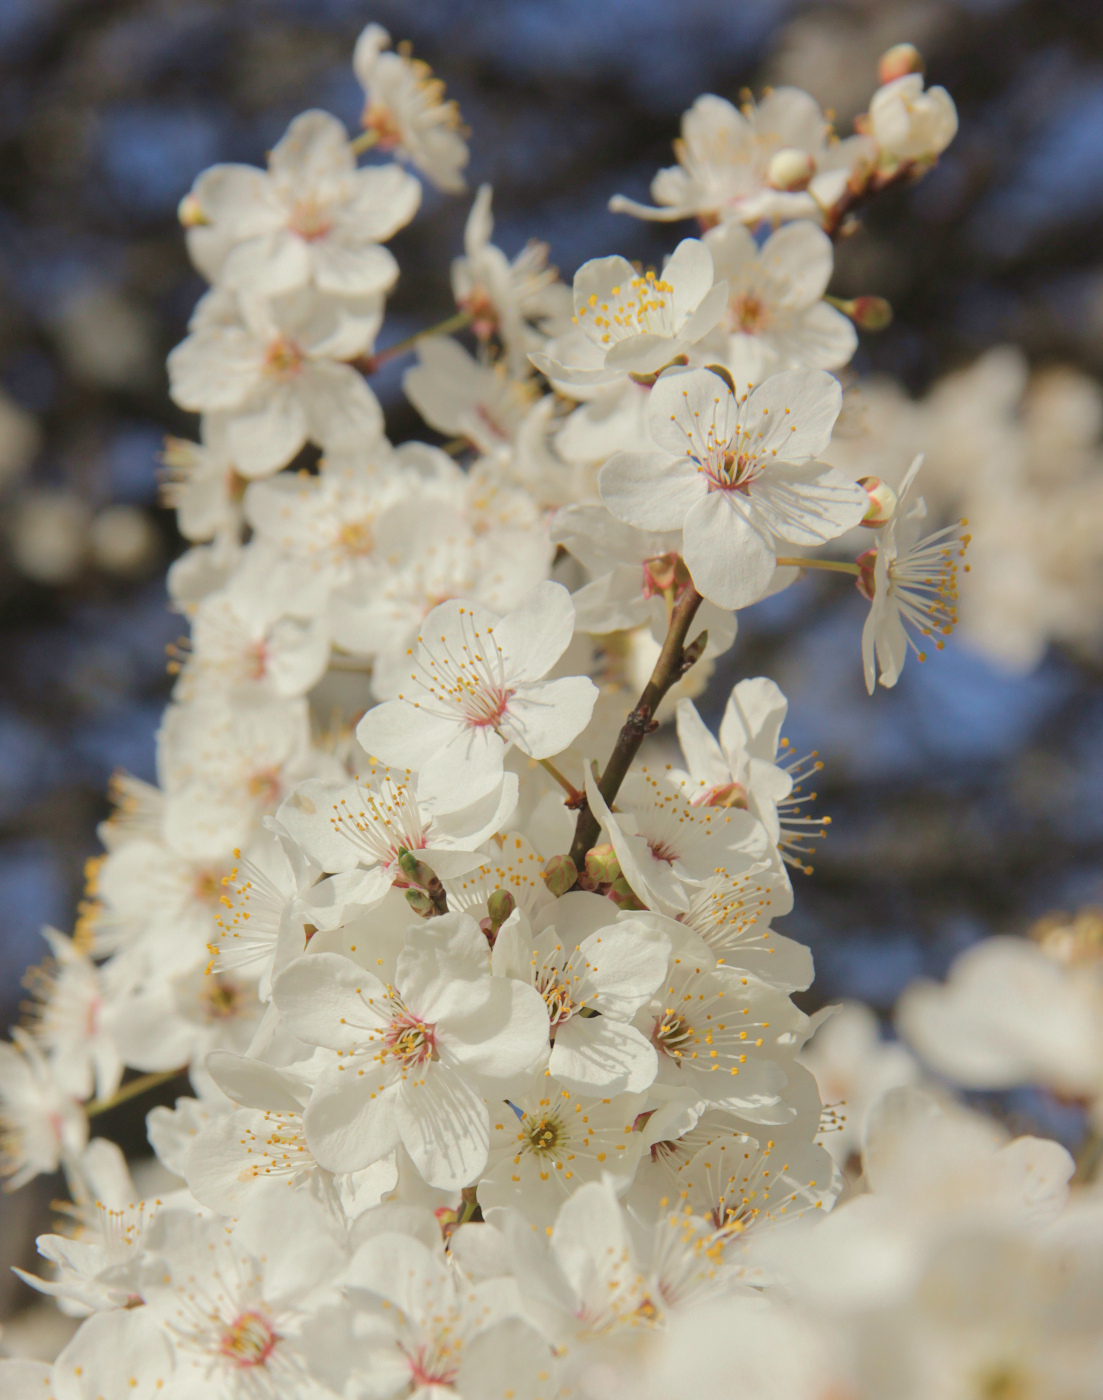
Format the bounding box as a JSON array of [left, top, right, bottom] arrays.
[[1, 0, 1102, 1340]]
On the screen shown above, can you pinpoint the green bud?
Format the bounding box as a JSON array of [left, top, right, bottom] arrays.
[[396, 847, 421, 883], [542, 855, 577, 898], [405, 888, 435, 918], [585, 843, 621, 886], [487, 888, 516, 932], [608, 876, 646, 911]]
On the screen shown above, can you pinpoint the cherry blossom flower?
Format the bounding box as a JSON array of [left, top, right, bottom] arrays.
[[481, 1078, 646, 1225], [140, 1189, 345, 1399], [272, 913, 550, 1188], [702, 220, 856, 375], [353, 24, 469, 193], [869, 74, 958, 163], [608, 89, 872, 228], [583, 766, 768, 918], [356, 583, 598, 808], [491, 893, 671, 1095], [599, 366, 868, 609], [182, 110, 419, 298], [452, 185, 570, 371], [168, 287, 385, 477], [404, 336, 538, 454], [859, 454, 971, 692], [531, 239, 728, 388], [672, 678, 829, 871]]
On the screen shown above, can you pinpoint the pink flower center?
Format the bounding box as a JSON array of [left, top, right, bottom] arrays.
[[288, 196, 332, 242], [220, 1311, 279, 1369], [730, 292, 770, 334], [408, 1346, 459, 1388], [383, 1011, 437, 1068], [689, 781, 748, 810], [647, 837, 678, 864], [264, 336, 303, 381]]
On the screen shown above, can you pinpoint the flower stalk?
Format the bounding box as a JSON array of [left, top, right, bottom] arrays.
[[568, 583, 705, 870]]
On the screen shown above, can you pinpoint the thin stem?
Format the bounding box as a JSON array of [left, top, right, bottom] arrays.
[[775, 556, 861, 576], [568, 584, 705, 870], [86, 1068, 184, 1117], [350, 129, 380, 156], [537, 757, 582, 801], [440, 437, 469, 456], [356, 310, 474, 374], [1073, 1127, 1103, 1186]]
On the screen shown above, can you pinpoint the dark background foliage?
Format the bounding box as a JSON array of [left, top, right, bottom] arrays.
[[1, 0, 1102, 1320]]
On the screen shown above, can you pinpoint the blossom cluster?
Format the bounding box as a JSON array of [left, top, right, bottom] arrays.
[[2, 28, 1096, 1400]]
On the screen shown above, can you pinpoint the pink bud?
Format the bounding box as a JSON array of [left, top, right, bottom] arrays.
[[878, 43, 924, 86], [766, 148, 815, 192], [849, 296, 893, 331], [857, 476, 898, 527], [177, 192, 208, 228]]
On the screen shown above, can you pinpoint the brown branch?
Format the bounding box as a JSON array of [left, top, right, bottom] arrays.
[[568, 584, 706, 870]]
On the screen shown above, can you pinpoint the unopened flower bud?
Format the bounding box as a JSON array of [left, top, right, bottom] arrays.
[[585, 844, 621, 886], [858, 476, 898, 527], [405, 888, 436, 918], [542, 855, 577, 898], [766, 148, 815, 192], [849, 296, 893, 331], [177, 192, 209, 228], [878, 43, 924, 86], [486, 889, 516, 933], [396, 847, 422, 884], [608, 876, 646, 911]]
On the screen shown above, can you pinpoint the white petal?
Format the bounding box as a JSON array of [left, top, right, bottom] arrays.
[[396, 1062, 489, 1190], [550, 1015, 658, 1095], [682, 490, 776, 610], [303, 1061, 401, 1173], [599, 450, 705, 530]]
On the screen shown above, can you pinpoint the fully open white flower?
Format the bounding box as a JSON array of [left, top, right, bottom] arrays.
[[673, 678, 827, 871], [583, 765, 767, 917], [491, 892, 671, 1096], [703, 221, 856, 375], [609, 89, 872, 227], [869, 73, 958, 163], [356, 583, 598, 808], [481, 1077, 645, 1226], [160, 413, 246, 542], [272, 913, 550, 1189], [168, 287, 384, 476], [183, 110, 419, 298], [632, 925, 799, 1119], [860, 454, 971, 692], [531, 239, 728, 388], [353, 24, 469, 192], [600, 367, 867, 609], [141, 1189, 345, 1399], [326, 1230, 552, 1400]]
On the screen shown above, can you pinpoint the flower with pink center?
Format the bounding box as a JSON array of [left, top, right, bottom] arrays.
[[599, 365, 868, 610], [273, 913, 549, 1189], [336, 1232, 552, 1400], [583, 765, 768, 919], [357, 582, 598, 810], [140, 1189, 344, 1399], [181, 108, 420, 298]]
